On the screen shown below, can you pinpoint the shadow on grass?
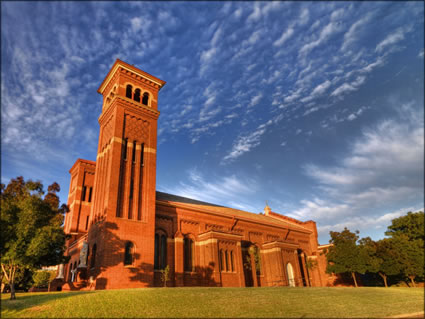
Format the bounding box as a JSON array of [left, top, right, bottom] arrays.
[[2, 291, 94, 314]]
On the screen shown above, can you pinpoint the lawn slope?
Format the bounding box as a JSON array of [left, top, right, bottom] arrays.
[[1, 287, 424, 318]]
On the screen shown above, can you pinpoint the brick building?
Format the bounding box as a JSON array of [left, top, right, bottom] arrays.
[[56, 59, 330, 291]]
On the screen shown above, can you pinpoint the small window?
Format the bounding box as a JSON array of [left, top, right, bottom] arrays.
[[81, 186, 87, 201], [126, 85, 133, 98], [134, 89, 141, 102], [142, 93, 149, 105], [225, 250, 229, 272], [85, 216, 89, 230], [124, 241, 134, 266]]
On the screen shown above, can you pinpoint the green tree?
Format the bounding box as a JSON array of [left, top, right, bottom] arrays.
[[160, 265, 170, 287], [374, 238, 403, 287], [385, 211, 424, 287], [0, 177, 68, 299], [32, 270, 56, 288], [325, 228, 370, 287]]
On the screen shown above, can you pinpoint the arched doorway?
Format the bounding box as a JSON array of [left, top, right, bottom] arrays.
[[286, 263, 295, 287]]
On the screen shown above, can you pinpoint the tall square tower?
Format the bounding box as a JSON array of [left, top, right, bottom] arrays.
[[87, 59, 166, 289]]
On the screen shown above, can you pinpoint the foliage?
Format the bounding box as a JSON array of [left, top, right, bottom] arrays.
[[160, 265, 170, 287], [1, 287, 424, 318], [32, 270, 56, 288], [385, 211, 424, 286], [325, 228, 369, 287], [0, 177, 68, 299], [385, 211, 424, 241]]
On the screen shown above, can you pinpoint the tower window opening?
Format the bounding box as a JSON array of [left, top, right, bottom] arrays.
[[132, 141, 136, 163], [124, 241, 134, 266], [142, 93, 149, 105], [81, 186, 87, 201], [230, 251, 234, 272], [129, 178, 134, 199], [140, 143, 144, 167], [126, 85, 133, 99], [123, 138, 128, 160], [134, 89, 141, 102], [85, 216, 89, 230], [88, 187, 93, 202]]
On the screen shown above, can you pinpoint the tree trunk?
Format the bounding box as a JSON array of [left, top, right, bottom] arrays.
[[378, 272, 388, 288], [351, 272, 358, 287], [10, 280, 16, 300], [409, 276, 416, 287]]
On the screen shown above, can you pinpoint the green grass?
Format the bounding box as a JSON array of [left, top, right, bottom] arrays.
[[1, 287, 424, 318]]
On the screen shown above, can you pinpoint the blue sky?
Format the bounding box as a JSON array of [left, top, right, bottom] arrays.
[[2, 2, 424, 244]]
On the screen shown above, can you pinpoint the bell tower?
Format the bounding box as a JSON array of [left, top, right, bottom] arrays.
[[87, 59, 166, 289]]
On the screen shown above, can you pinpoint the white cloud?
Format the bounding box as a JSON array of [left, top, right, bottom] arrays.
[[273, 27, 294, 47], [162, 168, 258, 211], [295, 103, 424, 232], [376, 27, 405, 52], [341, 13, 372, 51], [331, 76, 366, 97], [300, 21, 341, 56], [418, 49, 424, 58], [249, 93, 263, 107]]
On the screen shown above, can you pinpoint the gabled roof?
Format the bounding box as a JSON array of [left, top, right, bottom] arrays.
[[156, 191, 311, 233]]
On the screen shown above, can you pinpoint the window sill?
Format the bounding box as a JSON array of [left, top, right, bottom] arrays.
[[124, 265, 137, 269]]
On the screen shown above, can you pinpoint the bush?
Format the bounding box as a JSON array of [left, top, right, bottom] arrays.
[[32, 271, 56, 288]]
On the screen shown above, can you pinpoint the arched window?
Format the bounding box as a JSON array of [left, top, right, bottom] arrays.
[[287, 262, 295, 287], [124, 241, 134, 266], [154, 233, 168, 270], [225, 250, 229, 272], [142, 92, 149, 105], [154, 234, 159, 269], [230, 251, 234, 272], [68, 262, 73, 282], [160, 234, 167, 269], [219, 249, 224, 272], [90, 244, 97, 268], [184, 237, 194, 272], [134, 89, 141, 102], [126, 85, 133, 99]]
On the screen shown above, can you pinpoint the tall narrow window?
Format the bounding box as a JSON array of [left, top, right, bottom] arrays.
[[132, 141, 136, 163], [88, 187, 93, 202], [219, 249, 224, 272], [230, 251, 234, 272], [126, 85, 132, 98], [142, 93, 149, 105], [86, 246, 90, 266], [123, 138, 128, 160], [68, 262, 73, 282], [73, 262, 77, 282], [184, 237, 194, 272], [124, 242, 134, 266], [140, 143, 144, 167], [160, 235, 167, 269], [81, 186, 87, 201], [154, 234, 159, 269], [90, 244, 97, 268], [85, 216, 89, 230], [134, 89, 141, 102], [225, 250, 229, 272]]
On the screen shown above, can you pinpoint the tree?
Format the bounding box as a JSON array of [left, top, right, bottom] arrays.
[[0, 177, 69, 299], [32, 270, 56, 288], [374, 238, 403, 287], [385, 211, 424, 287], [325, 228, 370, 287], [160, 265, 170, 287]]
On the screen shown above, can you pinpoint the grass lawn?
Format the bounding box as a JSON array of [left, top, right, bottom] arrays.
[[1, 287, 424, 318]]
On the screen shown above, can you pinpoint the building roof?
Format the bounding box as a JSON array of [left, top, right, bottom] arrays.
[[156, 191, 311, 233]]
